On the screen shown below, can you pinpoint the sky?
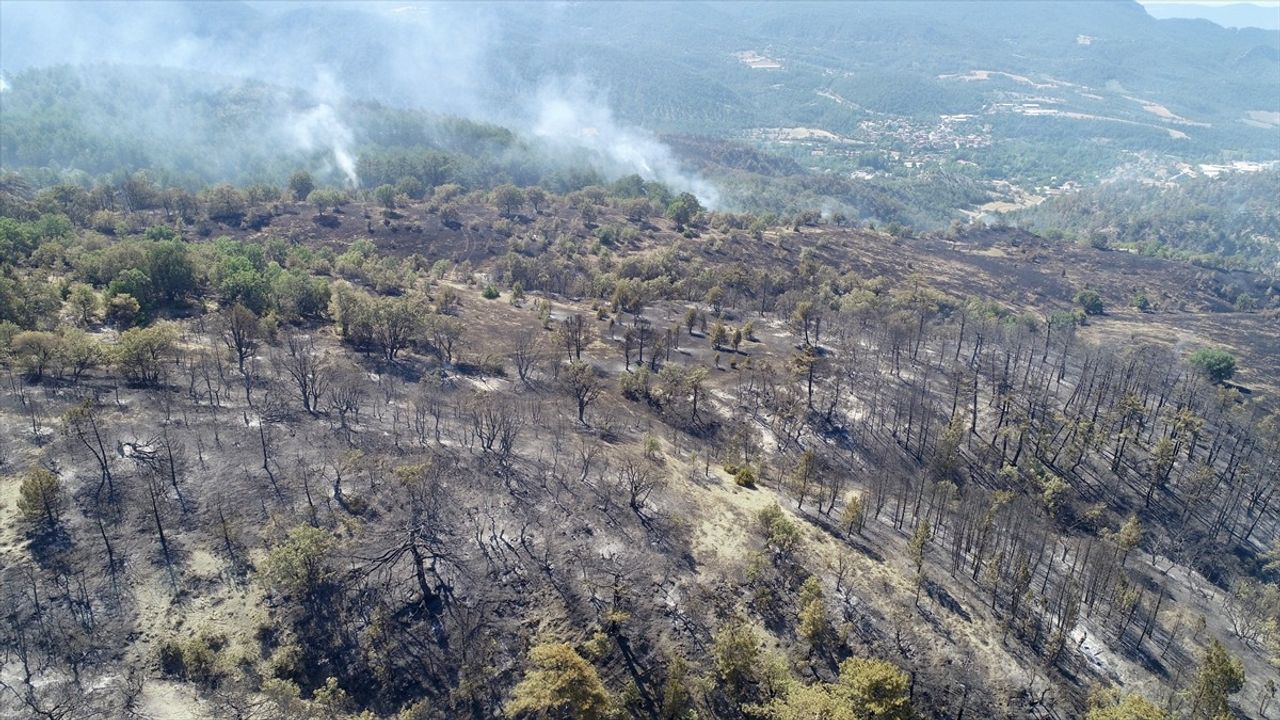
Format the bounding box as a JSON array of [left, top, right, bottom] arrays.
[[1137, 0, 1280, 30], [1138, 0, 1279, 6]]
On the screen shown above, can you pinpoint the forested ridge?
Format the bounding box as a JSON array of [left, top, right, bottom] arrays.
[[1011, 170, 1280, 272], [0, 168, 1278, 719]]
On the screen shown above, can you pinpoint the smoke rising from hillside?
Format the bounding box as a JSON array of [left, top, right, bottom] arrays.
[[0, 0, 720, 205], [290, 104, 359, 188], [288, 72, 359, 187], [530, 81, 722, 208]]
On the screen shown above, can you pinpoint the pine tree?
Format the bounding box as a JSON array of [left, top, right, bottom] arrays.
[[1187, 638, 1245, 720], [909, 518, 931, 606], [712, 618, 761, 701], [505, 642, 612, 720], [1084, 688, 1168, 720], [16, 467, 64, 530], [841, 494, 866, 536], [797, 576, 830, 649]]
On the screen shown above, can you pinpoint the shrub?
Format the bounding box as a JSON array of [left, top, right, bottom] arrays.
[[17, 467, 64, 530], [756, 503, 801, 553], [1188, 348, 1236, 384], [157, 634, 224, 683], [619, 366, 652, 401], [481, 284, 500, 300], [505, 643, 612, 720], [261, 525, 335, 597], [1074, 289, 1104, 315], [288, 171, 315, 201], [306, 188, 345, 215]]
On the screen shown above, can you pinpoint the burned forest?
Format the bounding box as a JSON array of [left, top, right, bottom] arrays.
[[2, 2, 1280, 719]]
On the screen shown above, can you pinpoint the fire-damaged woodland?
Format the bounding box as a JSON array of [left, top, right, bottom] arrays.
[[3, 0, 1280, 718], [1, 174, 1278, 719]]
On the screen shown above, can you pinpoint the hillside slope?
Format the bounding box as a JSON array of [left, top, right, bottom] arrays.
[[1, 181, 1278, 718]]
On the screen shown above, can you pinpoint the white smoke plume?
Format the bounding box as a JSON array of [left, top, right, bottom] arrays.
[[287, 72, 359, 187], [1, 1, 721, 204], [530, 80, 721, 208], [289, 104, 359, 188]]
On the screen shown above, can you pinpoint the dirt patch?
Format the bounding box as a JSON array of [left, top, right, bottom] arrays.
[[1246, 110, 1280, 128], [136, 679, 213, 720], [758, 127, 849, 143], [733, 51, 782, 69]]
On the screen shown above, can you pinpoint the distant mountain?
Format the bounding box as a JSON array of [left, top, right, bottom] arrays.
[[2, 0, 1277, 236], [4, 1, 1276, 149], [1142, 2, 1280, 31]]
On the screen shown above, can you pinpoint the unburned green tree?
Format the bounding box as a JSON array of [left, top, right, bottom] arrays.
[[146, 240, 196, 305], [562, 361, 603, 425], [909, 518, 931, 605], [841, 493, 866, 535], [788, 449, 818, 509], [834, 657, 912, 720], [1074, 289, 1105, 316], [757, 503, 802, 557], [505, 642, 612, 720], [797, 576, 830, 649], [1188, 348, 1236, 385], [659, 654, 697, 720], [1187, 638, 1245, 720], [58, 328, 104, 383], [1113, 513, 1143, 566], [423, 314, 465, 365], [66, 283, 100, 326], [1085, 687, 1168, 720], [492, 184, 525, 217], [667, 192, 703, 229], [261, 525, 336, 599], [369, 296, 421, 361], [106, 268, 156, 317], [710, 322, 728, 350], [684, 307, 698, 336], [288, 170, 315, 201], [205, 184, 248, 223], [525, 186, 548, 214], [220, 303, 261, 375], [762, 656, 912, 720], [763, 681, 857, 720], [107, 293, 142, 328], [712, 617, 761, 701], [17, 467, 64, 531], [11, 330, 60, 380], [114, 322, 179, 386]]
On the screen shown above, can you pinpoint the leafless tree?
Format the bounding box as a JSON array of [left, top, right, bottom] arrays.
[[558, 313, 590, 361], [424, 315, 465, 365], [279, 332, 331, 414], [328, 370, 368, 442], [219, 304, 260, 375], [617, 456, 660, 513], [511, 329, 542, 387], [561, 361, 603, 425]]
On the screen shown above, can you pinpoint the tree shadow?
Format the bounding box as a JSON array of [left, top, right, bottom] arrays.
[[925, 578, 972, 622], [25, 524, 75, 568]]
